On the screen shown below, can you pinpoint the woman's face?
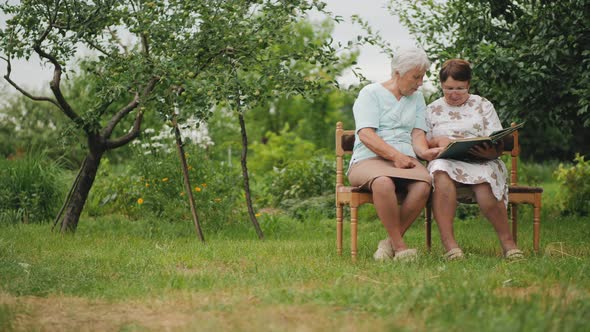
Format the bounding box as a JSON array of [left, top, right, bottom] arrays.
[[397, 67, 426, 96], [442, 77, 470, 106]]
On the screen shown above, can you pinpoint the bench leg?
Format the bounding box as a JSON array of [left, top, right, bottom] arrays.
[[511, 204, 518, 245], [425, 204, 432, 251], [351, 206, 358, 262], [533, 194, 542, 253], [336, 204, 343, 256]]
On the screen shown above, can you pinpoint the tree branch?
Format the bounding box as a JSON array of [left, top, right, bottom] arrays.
[[141, 33, 150, 58], [101, 76, 159, 138], [84, 37, 111, 57], [101, 93, 140, 138], [1, 56, 61, 108], [96, 99, 114, 118], [108, 28, 129, 54], [33, 45, 82, 126], [105, 110, 143, 149]]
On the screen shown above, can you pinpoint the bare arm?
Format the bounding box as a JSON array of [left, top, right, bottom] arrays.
[[428, 135, 453, 148], [412, 129, 444, 161], [358, 127, 417, 168]]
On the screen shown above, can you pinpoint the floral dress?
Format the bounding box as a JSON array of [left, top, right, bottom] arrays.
[[426, 94, 508, 204]]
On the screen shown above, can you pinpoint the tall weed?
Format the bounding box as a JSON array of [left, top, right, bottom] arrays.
[[0, 153, 65, 224]]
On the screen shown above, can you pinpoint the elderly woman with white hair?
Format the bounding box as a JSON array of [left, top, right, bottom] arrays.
[[347, 47, 442, 261]]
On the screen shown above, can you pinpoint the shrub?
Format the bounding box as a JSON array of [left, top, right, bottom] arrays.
[[248, 124, 316, 174], [261, 153, 335, 207], [0, 154, 65, 224], [511, 159, 560, 186], [554, 153, 590, 216], [87, 144, 246, 231], [280, 194, 335, 220]]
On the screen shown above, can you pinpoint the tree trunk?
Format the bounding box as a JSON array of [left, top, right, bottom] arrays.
[[58, 150, 103, 233], [238, 113, 264, 239]]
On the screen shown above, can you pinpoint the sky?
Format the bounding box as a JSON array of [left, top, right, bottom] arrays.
[[0, 0, 416, 94], [318, 0, 416, 86]]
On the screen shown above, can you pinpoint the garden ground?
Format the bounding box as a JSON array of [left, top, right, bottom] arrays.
[[1, 204, 589, 331]]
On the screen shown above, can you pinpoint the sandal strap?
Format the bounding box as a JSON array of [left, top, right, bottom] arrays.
[[443, 248, 464, 260], [505, 249, 524, 259]]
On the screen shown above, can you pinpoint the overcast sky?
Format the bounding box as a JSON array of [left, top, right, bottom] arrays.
[[0, 0, 415, 94], [319, 0, 416, 86]]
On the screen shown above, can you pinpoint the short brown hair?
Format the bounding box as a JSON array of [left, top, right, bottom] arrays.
[[439, 59, 472, 82]]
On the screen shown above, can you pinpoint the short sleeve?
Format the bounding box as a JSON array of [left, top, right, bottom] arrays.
[[481, 97, 502, 136], [414, 92, 428, 132], [353, 86, 380, 134]]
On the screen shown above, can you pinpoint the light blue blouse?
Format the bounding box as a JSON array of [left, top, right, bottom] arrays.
[[351, 83, 427, 162]]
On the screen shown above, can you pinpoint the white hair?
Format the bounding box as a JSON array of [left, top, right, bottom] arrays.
[[390, 47, 430, 77]]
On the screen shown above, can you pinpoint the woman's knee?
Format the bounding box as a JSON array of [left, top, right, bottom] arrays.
[[410, 181, 431, 198], [433, 171, 453, 185], [433, 171, 456, 194], [371, 176, 395, 193]]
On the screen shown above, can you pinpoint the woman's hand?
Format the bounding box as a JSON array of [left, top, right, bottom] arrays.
[[391, 152, 417, 169], [420, 147, 445, 161], [469, 142, 501, 160], [412, 129, 445, 161]]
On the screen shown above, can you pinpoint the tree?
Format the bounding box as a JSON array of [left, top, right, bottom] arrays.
[[0, 0, 344, 232], [389, 0, 590, 160]]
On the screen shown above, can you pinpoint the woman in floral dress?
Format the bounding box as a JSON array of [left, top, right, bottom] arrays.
[[426, 59, 523, 260]]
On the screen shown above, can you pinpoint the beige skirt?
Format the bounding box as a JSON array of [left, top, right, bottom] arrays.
[[348, 157, 431, 191]]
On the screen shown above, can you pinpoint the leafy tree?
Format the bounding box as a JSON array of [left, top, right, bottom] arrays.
[[0, 93, 82, 163], [242, 20, 359, 150], [0, 0, 345, 232], [389, 0, 590, 160]]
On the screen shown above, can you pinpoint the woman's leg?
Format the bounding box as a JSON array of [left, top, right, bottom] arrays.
[[432, 171, 460, 252], [371, 176, 408, 252], [399, 180, 431, 235], [472, 183, 518, 252]]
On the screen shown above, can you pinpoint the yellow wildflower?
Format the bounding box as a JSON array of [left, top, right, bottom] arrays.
[[162, 177, 169, 182], [145, 183, 150, 188], [255, 213, 261, 217], [194, 186, 201, 192], [137, 198, 144, 205], [201, 183, 207, 188]]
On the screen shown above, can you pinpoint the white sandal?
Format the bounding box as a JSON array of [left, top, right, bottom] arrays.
[[393, 248, 418, 262], [505, 248, 524, 260], [443, 248, 464, 261], [373, 238, 394, 261]]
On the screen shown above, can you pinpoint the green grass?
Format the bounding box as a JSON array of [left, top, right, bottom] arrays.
[[1, 201, 589, 331]]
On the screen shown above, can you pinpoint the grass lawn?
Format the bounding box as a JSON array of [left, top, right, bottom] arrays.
[[1, 202, 589, 331]]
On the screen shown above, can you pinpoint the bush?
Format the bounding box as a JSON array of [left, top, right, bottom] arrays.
[[87, 144, 246, 231], [511, 159, 560, 186], [248, 124, 316, 174], [280, 194, 335, 220], [554, 153, 590, 216], [260, 153, 335, 207], [0, 95, 86, 167], [0, 154, 65, 224]]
